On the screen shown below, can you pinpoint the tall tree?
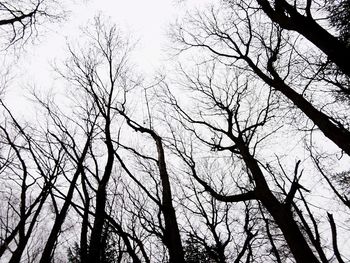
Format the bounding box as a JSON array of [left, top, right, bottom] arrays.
[[161, 62, 322, 262], [173, 2, 350, 155]]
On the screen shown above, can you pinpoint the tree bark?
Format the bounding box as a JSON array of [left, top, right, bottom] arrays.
[[238, 143, 320, 263], [155, 137, 185, 263], [244, 57, 350, 156], [256, 0, 350, 76], [88, 121, 115, 263]]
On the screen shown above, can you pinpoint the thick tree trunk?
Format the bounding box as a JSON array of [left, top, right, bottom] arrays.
[[119, 111, 185, 262], [87, 184, 108, 263], [80, 170, 91, 263], [155, 138, 185, 263], [245, 58, 350, 156], [88, 123, 115, 263], [256, 0, 350, 76], [239, 144, 320, 263], [273, 77, 350, 156]]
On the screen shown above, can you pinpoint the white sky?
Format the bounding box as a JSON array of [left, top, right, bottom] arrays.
[[17, 0, 212, 86], [4, 0, 212, 116]]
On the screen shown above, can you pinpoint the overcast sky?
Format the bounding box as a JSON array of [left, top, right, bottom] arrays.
[[0, 0, 210, 116], [16, 0, 211, 87]]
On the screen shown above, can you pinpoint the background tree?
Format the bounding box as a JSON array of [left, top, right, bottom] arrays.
[[0, 0, 65, 50]]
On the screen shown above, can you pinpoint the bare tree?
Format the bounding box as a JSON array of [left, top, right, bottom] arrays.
[[37, 107, 98, 263], [0, 0, 64, 50], [113, 107, 186, 263], [0, 101, 67, 262], [172, 3, 350, 156], [161, 61, 323, 262], [224, 0, 350, 76], [178, 178, 258, 263], [48, 16, 142, 263]]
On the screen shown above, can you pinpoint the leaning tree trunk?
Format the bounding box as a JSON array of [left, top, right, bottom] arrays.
[[238, 143, 320, 263]]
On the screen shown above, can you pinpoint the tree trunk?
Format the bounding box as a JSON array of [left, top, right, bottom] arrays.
[[155, 137, 185, 263], [39, 138, 90, 263], [88, 123, 115, 263], [239, 143, 320, 263], [256, 0, 350, 76], [245, 58, 350, 156]]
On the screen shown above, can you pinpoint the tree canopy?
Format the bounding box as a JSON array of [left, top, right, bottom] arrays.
[[0, 1, 349, 263]]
